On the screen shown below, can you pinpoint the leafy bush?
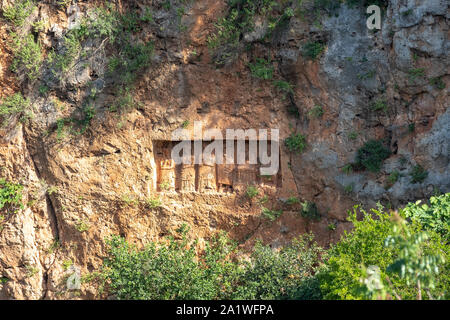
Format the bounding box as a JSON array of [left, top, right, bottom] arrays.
[[371, 99, 388, 113], [408, 68, 425, 83], [145, 197, 162, 209], [402, 193, 450, 241], [207, 0, 279, 49], [318, 203, 450, 300], [286, 196, 300, 205], [261, 207, 283, 221], [49, 5, 153, 85], [285, 133, 307, 154], [246, 185, 259, 199], [0, 93, 31, 126], [235, 234, 324, 300], [1, 0, 35, 26], [273, 80, 294, 95], [101, 230, 236, 299], [429, 77, 445, 90], [341, 164, 353, 174], [354, 140, 390, 173], [307, 105, 324, 118], [300, 201, 321, 220], [10, 33, 43, 80], [101, 229, 323, 300], [0, 178, 24, 211], [385, 170, 400, 188], [409, 164, 428, 183], [248, 58, 273, 80], [302, 41, 324, 60], [348, 131, 358, 140], [48, 32, 82, 75]]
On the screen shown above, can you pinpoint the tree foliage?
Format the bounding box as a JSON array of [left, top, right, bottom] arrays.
[[318, 202, 449, 300], [101, 228, 322, 300]]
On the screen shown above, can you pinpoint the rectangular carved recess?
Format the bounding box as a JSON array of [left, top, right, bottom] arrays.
[[153, 140, 282, 193]]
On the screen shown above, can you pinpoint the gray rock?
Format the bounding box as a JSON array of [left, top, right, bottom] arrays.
[[243, 16, 268, 42]]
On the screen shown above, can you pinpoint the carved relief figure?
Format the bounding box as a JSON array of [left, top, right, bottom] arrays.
[[181, 162, 196, 192], [159, 159, 176, 191], [199, 155, 216, 192], [234, 163, 257, 189], [217, 164, 234, 192]]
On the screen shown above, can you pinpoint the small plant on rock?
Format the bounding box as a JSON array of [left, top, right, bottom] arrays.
[[300, 201, 321, 221], [410, 165, 428, 184], [75, 219, 90, 232], [302, 41, 324, 60], [262, 207, 283, 222], [249, 58, 273, 80], [285, 133, 307, 154], [0, 93, 31, 127], [308, 105, 324, 118], [145, 197, 162, 209], [246, 185, 259, 199], [354, 140, 391, 173]]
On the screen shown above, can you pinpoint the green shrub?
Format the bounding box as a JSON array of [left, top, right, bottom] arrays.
[[145, 197, 162, 209], [0, 178, 24, 211], [181, 120, 189, 129], [341, 164, 353, 174], [408, 68, 425, 83], [48, 32, 82, 75], [348, 131, 358, 140], [409, 164, 428, 184], [10, 33, 43, 80], [362, 214, 446, 300], [318, 203, 450, 300], [386, 170, 400, 187], [261, 207, 283, 221], [300, 201, 321, 221], [246, 185, 259, 199], [402, 193, 450, 241], [371, 99, 388, 113], [207, 0, 278, 50], [75, 219, 90, 232], [429, 77, 445, 90], [285, 133, 307, 154], [102, 228, 237, 299], [286, 196, 300, 205], [354, 140, 390, 173], [101, 228, 323, 300], [1, 0, 35, 26], [235, 234, 324, 300], [49, 5, 153, 85], [249, 58, 273, 80], [344, 184, 353, 194], [307, 105, 324, 118], [273, 80, 294, 95], [302, 41, 324, 60], [0, 93, 31, 126]]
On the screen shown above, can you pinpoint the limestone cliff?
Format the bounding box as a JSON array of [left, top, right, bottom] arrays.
[[0, 0, 448, 299]]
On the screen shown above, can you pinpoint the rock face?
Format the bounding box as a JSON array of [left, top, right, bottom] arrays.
[[0, 0, 448, 299]]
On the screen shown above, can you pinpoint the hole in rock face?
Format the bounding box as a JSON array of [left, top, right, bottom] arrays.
[[153, 140, 282, 193]]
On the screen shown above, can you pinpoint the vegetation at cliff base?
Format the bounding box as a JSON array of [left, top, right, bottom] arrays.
[[318, 203, 449, 300], [100, 194, 450, 300], [101, 229, 322, 300]]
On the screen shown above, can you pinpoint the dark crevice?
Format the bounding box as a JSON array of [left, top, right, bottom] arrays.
[[22, 127, 61, 300]]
